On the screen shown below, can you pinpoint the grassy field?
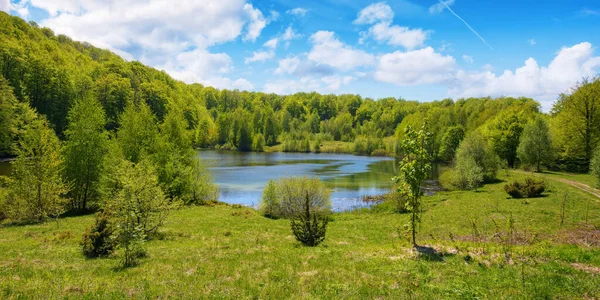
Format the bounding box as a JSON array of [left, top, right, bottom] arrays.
[[1, 171, 599, 299]]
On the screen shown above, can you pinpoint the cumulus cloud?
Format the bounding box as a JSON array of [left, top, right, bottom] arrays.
[[287, 7, 308, 17], [245, 50, 274, 63], [264, 75, 354, 94], [449, 42, 600, 109], [367, 22, 429, 49], [355, 2, 428, 49], [264, 38, 278, 49], [308, 31, 375, 70], [462, 55, 473, 64], [275, 55, 335, 76], [353, 2, 393, 25], [374, 47, 456, 85], [0, 0, 11, 13]]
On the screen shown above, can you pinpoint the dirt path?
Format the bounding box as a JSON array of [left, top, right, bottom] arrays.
[[512, 170, 600, 200]]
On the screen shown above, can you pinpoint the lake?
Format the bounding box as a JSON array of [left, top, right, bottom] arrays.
[[200, 150, 398, 212], [0, 151, 408, 212]]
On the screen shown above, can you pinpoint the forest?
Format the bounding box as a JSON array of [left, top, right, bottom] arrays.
[[0, 11, 600, 298]]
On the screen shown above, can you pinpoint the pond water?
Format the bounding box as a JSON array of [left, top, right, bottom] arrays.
[[199, 150, 398, 212], [0, 151, 441, 212]]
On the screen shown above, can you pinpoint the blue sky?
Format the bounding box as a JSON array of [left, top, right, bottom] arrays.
[[2, 0, 600, 110]]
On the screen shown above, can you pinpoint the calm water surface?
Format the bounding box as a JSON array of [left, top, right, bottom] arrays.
[[200, 150, 398, 211]]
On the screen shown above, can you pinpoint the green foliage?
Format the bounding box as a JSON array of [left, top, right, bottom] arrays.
[[395, 122, 433, 246], [438, 126, 465, 161], [504, 178, 546, 198], [259, 180, 281, 218], [63, 96, 109, 212], [454, 156, 484, 190], [552, 78, 600, 164], [106, 159, 176, 239], [252, 133, 265, 152], [455, 133, 500, 184], [517, 116, 554, 172], [81, 212, 115, 258], [117, 102, 159, 163], [3, 114, 69, 222], [0, 75, 18, 156], [290, 193, 329, 247], [258, 177, 331, 220], [486, 110, 534, 167]]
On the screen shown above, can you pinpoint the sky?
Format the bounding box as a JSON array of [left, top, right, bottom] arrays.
[[1, 0, 600, 111]]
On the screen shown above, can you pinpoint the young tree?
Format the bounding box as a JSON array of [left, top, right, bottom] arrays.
[[517, 116, 553, 172], [590, 146, 600, 188], [4, 115, 69, 222], [395, 122, 433, 247], [455, 132, 500, 183], [0, 75, 18, 156], [106, 159, 177, 267], [63, 96, 109, 212]]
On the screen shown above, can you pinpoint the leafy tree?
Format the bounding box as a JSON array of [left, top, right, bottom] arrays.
[[395, 122, 432, 247], [0, 75, 18, 156], [4, 115, 69, 222], [252, 133, 265, 152], [117, 102, 159, 163], [106, 159, 176, 261], [552, 78, 600, 165], [259, 180, 280, 218], [486, 111, 532, 168], [63, 96, 109, 212], [517, 116, 553, 172], [455, 132, 500, 183], [439, 126, 465, 161]]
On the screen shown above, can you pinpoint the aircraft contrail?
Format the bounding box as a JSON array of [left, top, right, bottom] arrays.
[[441, 1, 494, 50]]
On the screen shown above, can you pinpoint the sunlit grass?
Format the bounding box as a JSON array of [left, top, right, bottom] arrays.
[[0, 170, 599, 298]]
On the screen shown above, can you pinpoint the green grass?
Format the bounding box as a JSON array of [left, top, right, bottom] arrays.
[[1, 171, 599, 298]]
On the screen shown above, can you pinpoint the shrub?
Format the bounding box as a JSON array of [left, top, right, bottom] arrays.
[[455, 133, 500, 183], [454, 157, 484, 190], [504, 181, 525, 198], [504, 178, 545, 198], [591, 146, 600, 188], [522, 178, 545, 197], [81, 212, 115, 258], [258, 177, 331, 246], [290, 193, 329, 247], [259, 180, 281, 218]]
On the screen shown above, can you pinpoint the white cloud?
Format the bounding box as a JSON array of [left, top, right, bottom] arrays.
[[374, 47, 456, 85], [308, 31, 375, 70], [529, 39, 536, 46], [429, 0, 454, 14], [367, 22, 429, 49], [264, 75, 353, 94], [449, 42, 600, 110], [355, 2, 428, 49], [353, 2, 393, 25], [287, 7, 308, 17], [264, 38, 278, 49], [0, 0, 11, 13], [275, 56, 301, 74], [462, 55, 473, 64], [282, 26, 302, 41], [245, 50, 274, 63], [243, 3, 267, 42]]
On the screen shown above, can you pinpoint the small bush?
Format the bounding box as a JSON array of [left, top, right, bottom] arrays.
[[290, 193, 329, 247], [504, 178, 545, 199], [522, 178, 545, 197], [504, 182, 525, 198], [81, 212, 116, 258], [386, 183, 410, 213]]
